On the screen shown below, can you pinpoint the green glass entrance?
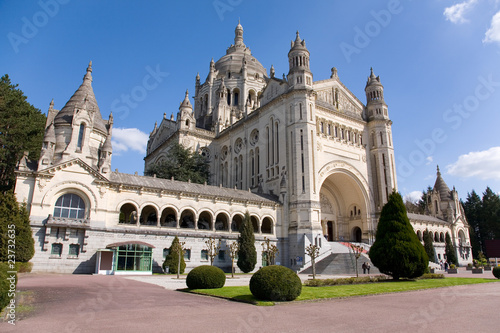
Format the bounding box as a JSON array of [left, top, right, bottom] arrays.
[[112, 243, 153, 273]]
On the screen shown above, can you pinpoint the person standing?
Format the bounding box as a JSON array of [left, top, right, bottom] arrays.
[[366, 262, 371, 274], [362, 262, 367, 274]]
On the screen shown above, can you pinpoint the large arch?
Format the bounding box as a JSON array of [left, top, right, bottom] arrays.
[[180, 209, 196, 229], [261, 217, 273, 234], [119, 203, 138, 224], [160, 207, 177, 227], [318, 164, 372, 243], [215, 212, 229, 231], [231, 214, 244, 232], [140, 205, 158, 226], [198, 210, 213, 230]]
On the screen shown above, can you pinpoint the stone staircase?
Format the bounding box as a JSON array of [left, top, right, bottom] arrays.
[[301, 242, 379, 276]]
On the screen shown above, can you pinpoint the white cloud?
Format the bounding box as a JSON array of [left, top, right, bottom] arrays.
[[426, 156, 433, 165], [446, 147, 500, 180], [404, 191, 423, 204], [111, 128, 149, 154], [483, 10, 500, 43], [443, 0, 478, 24]]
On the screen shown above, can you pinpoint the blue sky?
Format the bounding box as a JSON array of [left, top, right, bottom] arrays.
[[1, 0, 499, 201]]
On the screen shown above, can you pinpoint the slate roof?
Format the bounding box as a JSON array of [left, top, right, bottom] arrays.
[[407, 212, 448, 224], [109, 172, 279, 205], [53, 61, 108, 134]]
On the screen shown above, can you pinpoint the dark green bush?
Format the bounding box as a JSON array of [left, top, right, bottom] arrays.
[[369, 192, 428, 280], [0, 263, 17, 311], [493, 267, 500, 279], [186, 265, 226, 289], [250, 265, 301, 301]]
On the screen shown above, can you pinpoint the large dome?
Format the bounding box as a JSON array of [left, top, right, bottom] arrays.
[[213, 22, 267, 79]]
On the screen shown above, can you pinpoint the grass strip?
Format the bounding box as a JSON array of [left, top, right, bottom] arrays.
[[185, 277, 499, 306]]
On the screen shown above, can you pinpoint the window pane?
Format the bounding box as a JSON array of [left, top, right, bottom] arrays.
[[61, 208, 69, 218], [69, 209, 77, 219], [53, 208, 61, 217]]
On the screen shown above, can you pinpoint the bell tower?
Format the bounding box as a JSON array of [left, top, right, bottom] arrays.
[[366, 68, 397, 211], [287, 32, 313, 89]]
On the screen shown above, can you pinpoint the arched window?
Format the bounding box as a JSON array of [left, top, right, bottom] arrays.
[[77, 124, 85, 150], [54, 193, 86, 219]]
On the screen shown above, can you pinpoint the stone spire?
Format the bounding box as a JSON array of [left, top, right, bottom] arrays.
[[180, 90, 192, 109], [434, 165, 452, 200], [54, 61, 107, 134]]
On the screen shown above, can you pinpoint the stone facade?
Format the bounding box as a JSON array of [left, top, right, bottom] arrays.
[[14, 23, 472, 274]]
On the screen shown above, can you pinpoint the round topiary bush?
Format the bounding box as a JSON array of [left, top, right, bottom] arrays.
[[186, 265, 226, 289], [249, 265, 302, 301], [493, 266, 500, 279]]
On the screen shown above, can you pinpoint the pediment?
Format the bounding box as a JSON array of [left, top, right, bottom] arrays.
[[36, 158, 109, 183], [261, 78, 288, 106]]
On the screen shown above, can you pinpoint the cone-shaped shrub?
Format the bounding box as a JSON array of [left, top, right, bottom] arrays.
[[163, 236, 186, 274], [237, 212, 257, 273], [186, 265, 226, 289], [369, 191, 428, 280], [250, 265, 302, 301]]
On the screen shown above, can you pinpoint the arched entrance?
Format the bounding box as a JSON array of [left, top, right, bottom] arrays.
[[319, 166, 371, 243]]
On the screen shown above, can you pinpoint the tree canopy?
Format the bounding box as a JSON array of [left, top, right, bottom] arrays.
[[0, 75, 46, 193], [145, 143, 210, 184], [463, 187, 500, 258], [369, 191, 428, 280]]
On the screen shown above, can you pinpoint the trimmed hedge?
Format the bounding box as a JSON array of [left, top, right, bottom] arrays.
[[305, 275, 388, 287], [493, 267, 500, 279], [186, 265, 226, 289], [250, 265, 301, 301]]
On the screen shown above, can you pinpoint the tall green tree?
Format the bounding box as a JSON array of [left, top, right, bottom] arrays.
[[369, 192, 428, 280], [445, 233, 458, 266], [423, 229, 436, 263], [237, 212, 257, 273], [0, 191, 34, 262], [145, 143, 210, 184], [463, 190, 483, 258], [481, 187, 500, 246], [463, 188, 500, 258], [163, 236, 186, 275], [0, 75, 46, 193]]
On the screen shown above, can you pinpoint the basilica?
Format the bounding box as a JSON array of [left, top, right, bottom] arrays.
[[14, 23, 472, 274]]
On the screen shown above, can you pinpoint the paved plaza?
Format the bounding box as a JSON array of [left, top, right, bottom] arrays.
[[1, 270, 499, 333]]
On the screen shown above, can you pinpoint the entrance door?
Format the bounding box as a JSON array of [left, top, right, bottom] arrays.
[[353, 227, 362, 242], [327, 221, 334, 241]]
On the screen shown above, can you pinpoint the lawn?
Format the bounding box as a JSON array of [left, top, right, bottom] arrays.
[[187, 277, 499, 306]]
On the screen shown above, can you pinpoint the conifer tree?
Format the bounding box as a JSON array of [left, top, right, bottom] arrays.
[[369, 192, 428, 280], [237, 212, 257, 273], [423, 229, 436, 263], [0, 75, 46, 192], [0, 191, 34, 262], [445, 233, 458, 266], [163, 236, 186, 274]]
